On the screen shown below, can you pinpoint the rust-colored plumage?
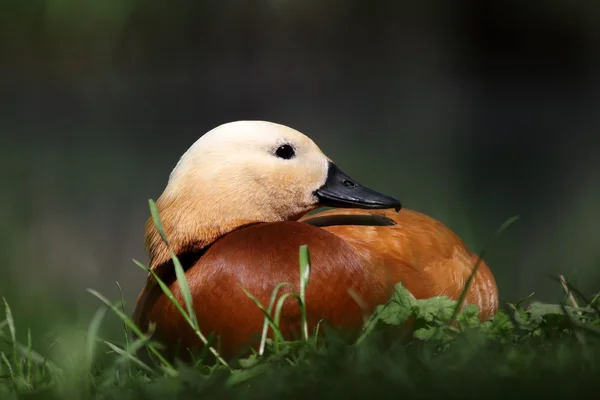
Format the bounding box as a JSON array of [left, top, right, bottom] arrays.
[[134, 220, 392, 360], [301, 208, 498, 319], [133, 208, 497, 360], [131, 120, 499, 361]]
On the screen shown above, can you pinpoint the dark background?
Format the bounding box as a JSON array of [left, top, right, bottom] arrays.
[[1, 0, 599, 336]]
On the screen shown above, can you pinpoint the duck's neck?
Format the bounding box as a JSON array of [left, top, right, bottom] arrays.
[[145, 194, 260, 271]]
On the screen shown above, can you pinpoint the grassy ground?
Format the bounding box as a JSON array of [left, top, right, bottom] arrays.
[[1, 203, 599, 399]]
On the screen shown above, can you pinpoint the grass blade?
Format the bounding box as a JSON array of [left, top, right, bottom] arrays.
[[0, 331, 59, 372], [133, 259, 230, 369], [115, 282, 130, 349], [548, 274, 597, 316], [99, 335, 157, 388], [589, 292, 600, 313], [2, 299, 15, 345], [86, 307, 108, 372], [258, 282, 291, 356], [312, 319, 324, 346], [133, 260, 194, 327], [149, 199, 200, 329], [115, 281, 132, 378], [449, 215, 520, 324], [496, 215, 521, 235], [104, 340, 155, 374], [194, 331, 216, 367], [241, 287, 286, 347], [272, 293, 295, 352], [26, 328, 32, 383], [3, 297, 23, 377], [0, 352, 13, 380], [148, 199, 169, 246], [170, 249, 199, 327], [86, 288, 177, 376], [146, 200, 230, 369], [449, 252, 485, 324], [298, 245, 311, 341], [299, 245, 311, 296]]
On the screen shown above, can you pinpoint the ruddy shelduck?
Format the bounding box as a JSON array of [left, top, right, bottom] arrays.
[[132, 121, 498, 361]]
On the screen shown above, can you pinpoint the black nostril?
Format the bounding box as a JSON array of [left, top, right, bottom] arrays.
[[343, 180, 357, 188]]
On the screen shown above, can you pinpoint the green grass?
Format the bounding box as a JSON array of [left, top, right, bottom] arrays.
[[1, 202, 599, 399]]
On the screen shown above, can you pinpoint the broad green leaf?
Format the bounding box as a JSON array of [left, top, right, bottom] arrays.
[[527, 302, 567, 325], [484, 310, 514, 337], [413, 327, 438, 341], [413, 296, 456, 323], [456, 304, 481, 329], [376, 283, 416, 326]]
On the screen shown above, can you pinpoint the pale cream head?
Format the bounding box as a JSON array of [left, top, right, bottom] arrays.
[[147, 120, 331, 268], [165, 120, 331, 220]]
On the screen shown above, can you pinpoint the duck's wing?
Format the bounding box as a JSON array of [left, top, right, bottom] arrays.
[[300, 208, 499, 321]]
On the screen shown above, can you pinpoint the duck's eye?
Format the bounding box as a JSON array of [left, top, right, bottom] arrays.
[[275, 144, 295, 160]]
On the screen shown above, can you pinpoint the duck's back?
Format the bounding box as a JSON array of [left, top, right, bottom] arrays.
[[301, 208, 499, 321], [134, 221, 393, 360]]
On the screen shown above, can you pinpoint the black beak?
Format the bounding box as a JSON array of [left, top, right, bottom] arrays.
[[315, 162, 402, 211]]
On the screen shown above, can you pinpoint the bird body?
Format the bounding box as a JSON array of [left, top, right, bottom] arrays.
[[132, 121, 498, 361]]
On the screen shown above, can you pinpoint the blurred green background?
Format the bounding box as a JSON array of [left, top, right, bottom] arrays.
[[0, 0, 599, 344]]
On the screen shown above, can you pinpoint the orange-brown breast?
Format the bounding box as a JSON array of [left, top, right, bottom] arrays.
[[133, 221, 393, 361], [300, 208, 499, 321]]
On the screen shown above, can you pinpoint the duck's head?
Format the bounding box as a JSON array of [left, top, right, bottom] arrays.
[[147, 120, 401, 268]]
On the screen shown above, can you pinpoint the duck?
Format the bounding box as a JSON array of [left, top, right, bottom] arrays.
[[132, 120, 498, 361]]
